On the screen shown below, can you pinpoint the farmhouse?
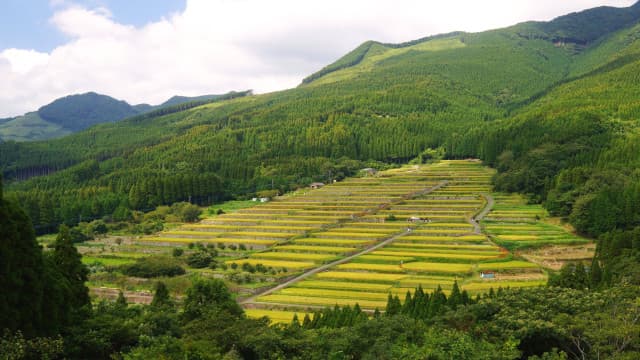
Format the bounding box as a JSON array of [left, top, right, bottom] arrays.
[[361, 167, 378, 176], [480, 271, 495, 279], [310, 182, 325, 190], [407, 216, 430, 223]]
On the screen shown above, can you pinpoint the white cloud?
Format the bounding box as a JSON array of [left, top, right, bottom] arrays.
[[0, 49, 50, 74], [0, 0, 636, 117]]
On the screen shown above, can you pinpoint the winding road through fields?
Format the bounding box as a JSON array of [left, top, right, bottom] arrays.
[[471, 193, 494, 234], [240, 180, 450, 305]]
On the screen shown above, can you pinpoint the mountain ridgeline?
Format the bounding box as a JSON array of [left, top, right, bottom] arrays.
[[0, 91, 249, 142], [38, 92, 139, 132], [2, 3, 640, 279]]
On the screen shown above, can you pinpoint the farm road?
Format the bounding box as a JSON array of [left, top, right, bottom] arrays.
[[240, 180, 449, 305], [471, 193, 494, 234]]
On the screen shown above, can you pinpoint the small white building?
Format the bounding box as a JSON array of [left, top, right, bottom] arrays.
[[310, 182, 325, 190], [480, 271, 495, 279], [361, 167, 378, 176]]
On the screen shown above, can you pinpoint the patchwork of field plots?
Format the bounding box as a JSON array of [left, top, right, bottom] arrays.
[[483, 194, 590, 248], [247, 161, 550, 321], [135, 165, 447, 273]]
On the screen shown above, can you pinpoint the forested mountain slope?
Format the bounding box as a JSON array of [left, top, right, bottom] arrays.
[[0, 92, 243, 142], [0, 93, 138, 142], [2, 0, 640, 269]]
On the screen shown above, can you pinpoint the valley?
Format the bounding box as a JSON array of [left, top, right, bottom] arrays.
[[2, 2, 640, 358], [73, 160, 592, 324]]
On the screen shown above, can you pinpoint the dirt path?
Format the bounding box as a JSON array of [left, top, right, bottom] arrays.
[[240, 181, 448, 305], [91, 287, 153, 305], [471, 193, 494, 234]]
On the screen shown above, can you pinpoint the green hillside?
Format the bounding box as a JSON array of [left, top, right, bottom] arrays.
[[0, 91, 246, 142], [1, 2, 640, 252], [0, 112, 72, 142]]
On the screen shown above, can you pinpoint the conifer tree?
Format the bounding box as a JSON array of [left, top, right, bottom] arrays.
[[291, 314, 300, 328], [574, 262, 588, 289], [0, 177, 46, 336], [373, 308, 381, 319], [448, 281, 462, 308], [116, 291, 128, 309], [302, 314, 311, 328], [401, 291, 413, 314], [52, 225, 90, 310], [590, 259, 602, 288], [385, 294, 402, 316], [151, 281, 173, 308]]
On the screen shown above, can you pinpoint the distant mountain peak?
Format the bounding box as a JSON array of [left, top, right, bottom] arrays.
[[38, 92, 138, 132]]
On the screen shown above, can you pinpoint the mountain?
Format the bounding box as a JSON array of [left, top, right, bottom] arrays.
[[0, 91, 245, 142], [0, 92, 138, 142], [37, 92, 139, 132], [2, 2, 640, 245], [131, 94, 232, 113], [0, 112, 72, 142], [159, 94, 227, 108]]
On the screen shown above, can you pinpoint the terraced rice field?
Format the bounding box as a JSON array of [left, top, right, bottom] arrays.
[[135, 162, 445, 275], [86, 160, 589, 323], [483, 193, 590, 248], [246, 161, 557, 322]]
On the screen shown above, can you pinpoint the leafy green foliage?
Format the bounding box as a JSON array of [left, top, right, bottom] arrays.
[[186, 251, 213, 269], [120, 256, 186, 278]]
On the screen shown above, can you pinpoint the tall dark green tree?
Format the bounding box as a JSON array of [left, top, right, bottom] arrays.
[[0, 175, 46, 336], [150, 281, 173, 308], [182, 279, 243, 322], [52, 225, 90, 311], [590, 260, 603, 288]]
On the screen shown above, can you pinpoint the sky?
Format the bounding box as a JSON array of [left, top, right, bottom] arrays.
[[0, 0, 636, 118]]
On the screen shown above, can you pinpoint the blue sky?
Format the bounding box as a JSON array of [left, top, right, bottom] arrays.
[[0, 0, 185, 51], [0, 0, 636, 117]]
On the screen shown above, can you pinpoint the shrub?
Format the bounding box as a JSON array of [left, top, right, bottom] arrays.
[[186, 252, 213, 269], [132, 220, 163, 235], [172, 248, 184, 257], [121, 256, 185, 278], [68, 227, 91, 243], [255, 263, 268, 273], [170, 202, 202, 222], [88, 220, 108, 235]]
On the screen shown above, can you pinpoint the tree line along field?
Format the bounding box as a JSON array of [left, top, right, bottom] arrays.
[[76, 160, 590, 323]]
